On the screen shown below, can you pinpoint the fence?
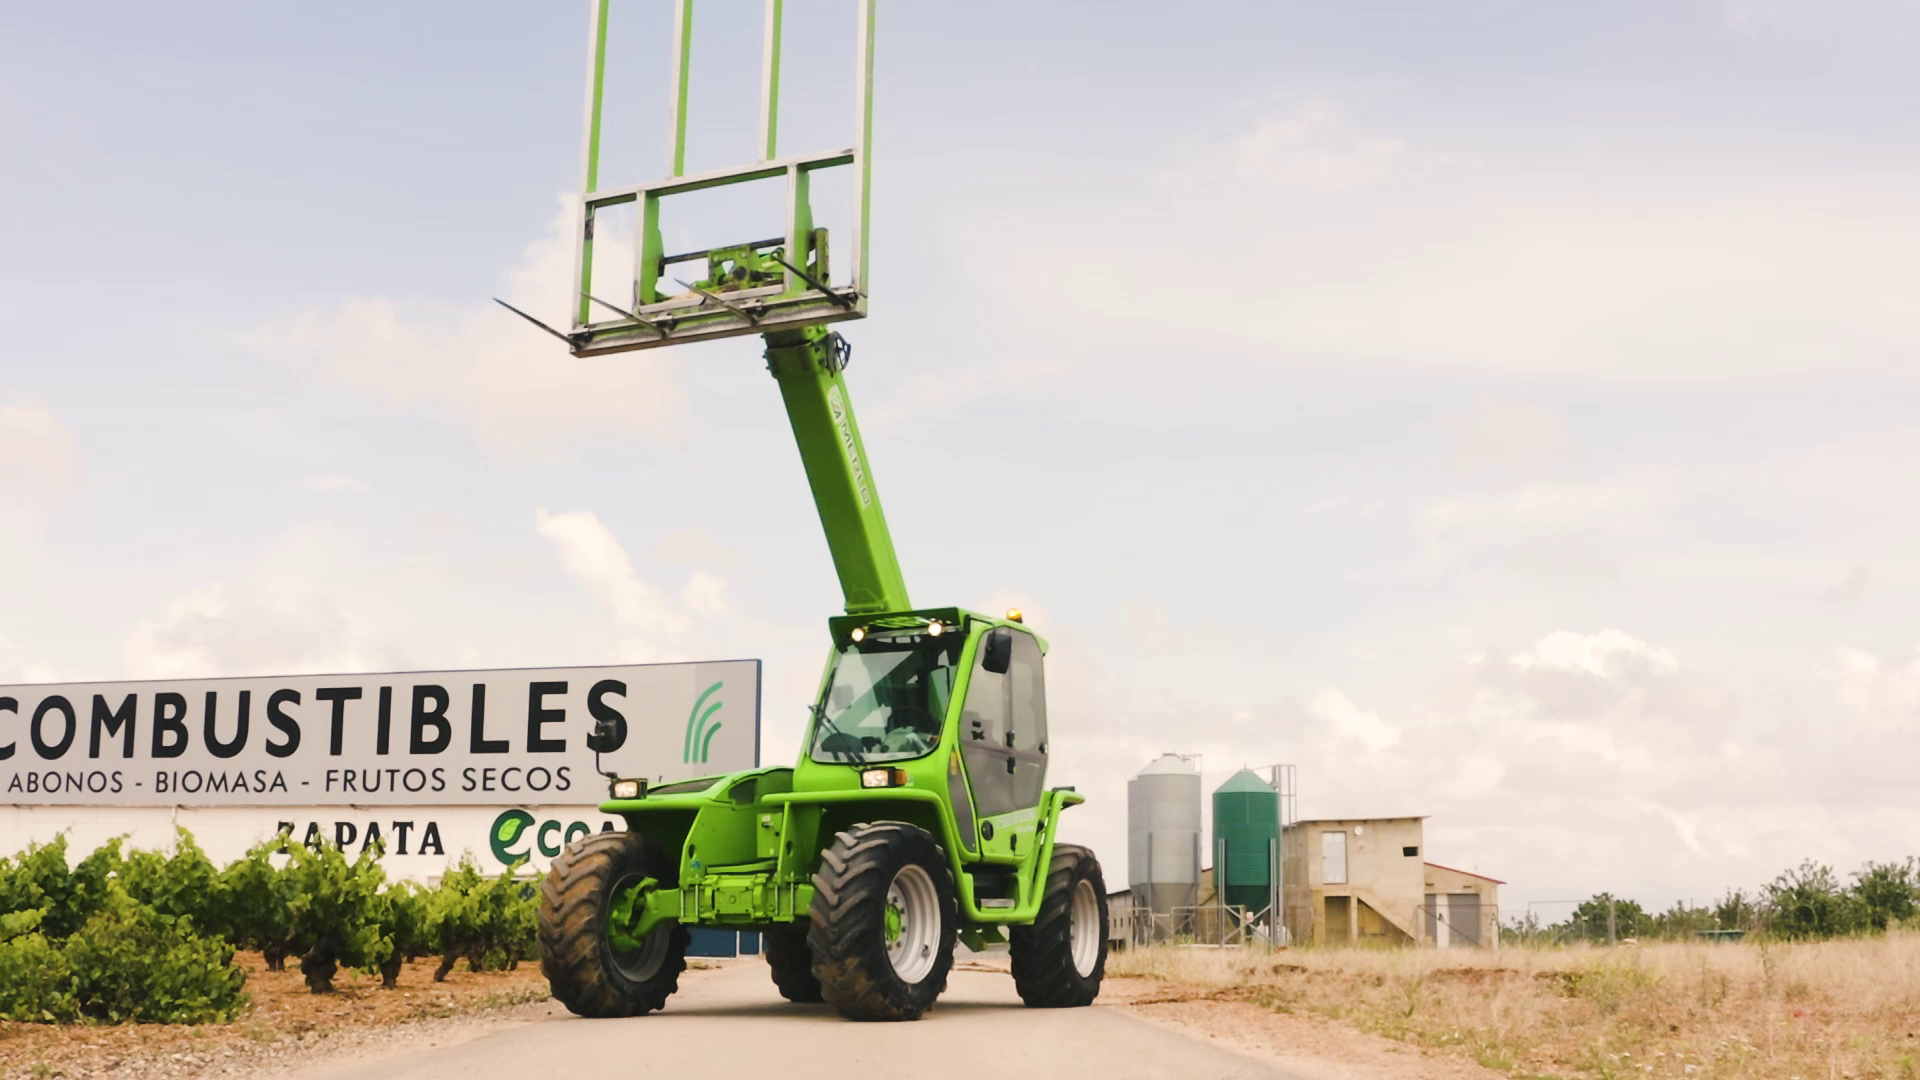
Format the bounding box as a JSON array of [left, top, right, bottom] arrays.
[[1110, 901, 1290, 948]]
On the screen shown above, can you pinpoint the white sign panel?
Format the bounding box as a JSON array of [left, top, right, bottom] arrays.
[[0, 804, 625, 882], [0, 661, 759, 806]]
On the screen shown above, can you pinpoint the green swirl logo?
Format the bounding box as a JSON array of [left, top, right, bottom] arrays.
[[682, 682, 724, 764]]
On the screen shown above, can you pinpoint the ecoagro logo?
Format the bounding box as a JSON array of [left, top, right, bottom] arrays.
[[682, 681, 724, 765], [489, 808, 620, 867]]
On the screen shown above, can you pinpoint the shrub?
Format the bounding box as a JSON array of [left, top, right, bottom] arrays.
[[3, 837, 84, 939], [61, 885, 246, 1024], [282, 842, 390, 993], [1766, 861, 1863, 940], [216, 838, 296, 970], [1851, 859, 1920, 931], [375, 881, 432, 989], [0, 931, 76, 1023], [1570, 893, 1651, 942], [425, 859, 538, 981], [1713, 887, 1757, 932], [123, 829, 222, 928]]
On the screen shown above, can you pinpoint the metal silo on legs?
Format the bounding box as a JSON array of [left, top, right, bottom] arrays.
[[1213, 769, 1282, 941], [1127, 753, 1201, 944]]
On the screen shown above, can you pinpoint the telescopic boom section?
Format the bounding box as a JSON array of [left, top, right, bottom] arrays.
[[763, 326, 910, 616]]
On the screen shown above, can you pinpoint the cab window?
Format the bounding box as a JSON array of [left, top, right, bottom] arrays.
[[960, 627, 1049, 818]]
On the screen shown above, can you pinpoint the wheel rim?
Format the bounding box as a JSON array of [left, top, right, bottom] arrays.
[[884, 864, 941, 984], [1069, 877, 1100, 978], [608, 873, 671, 982]]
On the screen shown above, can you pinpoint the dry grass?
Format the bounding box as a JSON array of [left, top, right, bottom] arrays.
[[1109, 935, 1920, 1080]]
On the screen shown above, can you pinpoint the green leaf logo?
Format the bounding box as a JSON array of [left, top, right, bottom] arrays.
[[682, 682, 724, 764], [490, 809, 535, 865]]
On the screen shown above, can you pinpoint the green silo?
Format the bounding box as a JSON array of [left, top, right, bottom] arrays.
[[1212, 769, 1281, 913]]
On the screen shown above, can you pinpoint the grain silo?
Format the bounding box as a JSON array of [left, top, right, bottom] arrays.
[[1127, 754, 1201, 918], [1212, 768, 1281, 914]]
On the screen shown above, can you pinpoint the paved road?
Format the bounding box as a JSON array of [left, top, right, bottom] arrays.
[[294, 960, 1298, 1080]]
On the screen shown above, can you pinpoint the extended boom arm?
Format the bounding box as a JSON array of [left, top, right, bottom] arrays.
[[763, 326, 909, 616]]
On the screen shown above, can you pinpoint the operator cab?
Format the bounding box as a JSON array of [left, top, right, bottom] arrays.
[[810, 611, 1050, 823], [811, 629, 962, 763]]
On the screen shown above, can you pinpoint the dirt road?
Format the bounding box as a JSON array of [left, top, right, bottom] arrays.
[[279, 960, 1300, 1080]]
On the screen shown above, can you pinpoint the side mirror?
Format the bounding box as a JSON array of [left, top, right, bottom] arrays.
[[585, 713, 626, 754], [981, 628, 1013, 675]]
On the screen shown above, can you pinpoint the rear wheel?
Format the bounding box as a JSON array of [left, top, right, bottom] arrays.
[[538, 831, 689, 1018], [808, 822, 956, 1021], [764, 923, 823, 1003], [1010, 844, 1108, 1007]]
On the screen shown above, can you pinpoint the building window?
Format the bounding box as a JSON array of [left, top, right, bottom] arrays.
[[1323, 831, 1348, 885], [1403, 846, 1419, 857]]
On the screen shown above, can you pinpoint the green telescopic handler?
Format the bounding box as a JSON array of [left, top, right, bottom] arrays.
[[504, 1, 1109, 1021]]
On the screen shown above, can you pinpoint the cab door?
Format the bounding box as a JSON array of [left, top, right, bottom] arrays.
[[959, 627, 1049, 861]]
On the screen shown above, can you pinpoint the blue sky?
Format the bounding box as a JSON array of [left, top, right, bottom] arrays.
[[5, 0, 1920, 915]]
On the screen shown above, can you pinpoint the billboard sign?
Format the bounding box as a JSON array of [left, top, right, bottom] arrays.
[[0, 803, 627, 882], [0, 660, 760, 806]]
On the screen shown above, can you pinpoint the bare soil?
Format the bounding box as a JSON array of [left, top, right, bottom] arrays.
[[0, 952, 559, 1080]]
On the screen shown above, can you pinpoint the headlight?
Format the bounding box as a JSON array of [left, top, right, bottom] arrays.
[[850, 626, 866, 642], [860, 767, 909, 789], [610, 779, 643, 799], [926, 620, 944, 637]]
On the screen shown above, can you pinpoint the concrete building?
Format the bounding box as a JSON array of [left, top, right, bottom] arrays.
[[1424, 862, 1505, 948], [1109, 812, 1503, 950], [1286, 817, 1501, 948]]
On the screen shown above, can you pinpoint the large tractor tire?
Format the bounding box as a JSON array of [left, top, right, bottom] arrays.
[[807, 822, 957, 1021], [538, 831, 689, 1018], [1010, 844, 1108, 1008], [764, 923, 824, 1003]]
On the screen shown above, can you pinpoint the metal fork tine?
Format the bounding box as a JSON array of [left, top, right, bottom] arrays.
[[673, 278, 759, 323], [771, 256, 855, 310], [582, 292, 666, 336], [494, 299, 576, 345]]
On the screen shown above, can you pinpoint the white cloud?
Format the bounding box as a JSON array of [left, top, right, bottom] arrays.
[[1053, 626, 1920, 910], [122, 584, 388, 679], [0, 639, 58, 685], [1439, 399, 1574, 471], [1417, 483, 1641, 542], [1170, 97, 1408, 193], [264, 200, 683, 455], [1820, 645, 1920, 732], [535, 507, 736, 661], [1511, 628, 1678, 679], [1724, 0, 1799, 33], [960, 98, 1920, 387], [1308, 687, 1400, 752], [1723, 0, 1920, 37], [680, 571, 731, 619], [298, 474, 368, 494], [0, 403, 85, 494]]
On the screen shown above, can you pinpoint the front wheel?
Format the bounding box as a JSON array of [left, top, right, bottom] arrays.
[[537, 831, 689, 1018], [764, 923, 823, 1003], [1010, 844, 1108, 1007], [808, 822, 957, 1021]]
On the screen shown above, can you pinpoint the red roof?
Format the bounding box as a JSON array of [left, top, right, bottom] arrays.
[[1424, 861, 1505, 885]]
